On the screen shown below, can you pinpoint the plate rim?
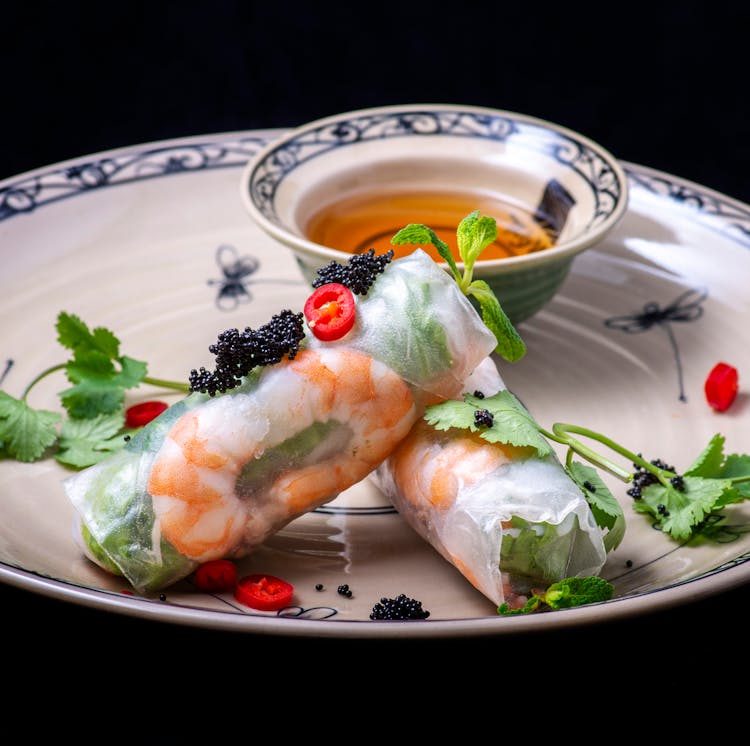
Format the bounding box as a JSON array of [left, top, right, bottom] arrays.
[[1, 128, 749, 638]]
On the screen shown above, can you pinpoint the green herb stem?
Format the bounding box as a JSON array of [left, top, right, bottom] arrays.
[[21, 364, 189, 400], [538, 423, 633, 481], [21, 363, 66, 400], [142, 376, 190, 393]]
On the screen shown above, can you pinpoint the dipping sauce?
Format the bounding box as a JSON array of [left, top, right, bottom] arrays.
[[303, 189, 559, 262]]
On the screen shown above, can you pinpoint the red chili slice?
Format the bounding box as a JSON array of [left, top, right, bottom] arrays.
[[125, 400, 168, 428], [303, 283, 356, 341], [704, 362, 739, 412], [234, 573, 294, 611], [193, 559, 238, 593]]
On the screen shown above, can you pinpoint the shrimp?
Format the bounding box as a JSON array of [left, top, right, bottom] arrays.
[[147, 347, 417, 563], [386, 425, 529, 604], [374, 356, 608, 608]]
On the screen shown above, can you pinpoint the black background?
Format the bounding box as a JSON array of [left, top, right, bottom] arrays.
[[2, 1, 749, 709], [2, 3, 749, 205]]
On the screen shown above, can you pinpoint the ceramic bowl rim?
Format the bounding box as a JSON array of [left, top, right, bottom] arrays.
[[240, 103, 629, 274]]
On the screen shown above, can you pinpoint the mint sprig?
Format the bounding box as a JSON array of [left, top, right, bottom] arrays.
[[391, 211, 527, 363]]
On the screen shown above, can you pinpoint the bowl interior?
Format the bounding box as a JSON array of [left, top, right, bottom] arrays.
[[244, 107, 627, 269]]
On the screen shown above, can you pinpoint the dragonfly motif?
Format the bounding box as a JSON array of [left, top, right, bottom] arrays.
[[604, 287, 708, 402]]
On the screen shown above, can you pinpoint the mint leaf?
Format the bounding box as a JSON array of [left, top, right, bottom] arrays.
[[55, 412, 129, 468], [467, 279, 526, 362], [456, 210, 497, 267], [390, 212, 527, 365], [391, 223, 460, 277], [498, 576, 614, 615], [0, 391, 61, 462]]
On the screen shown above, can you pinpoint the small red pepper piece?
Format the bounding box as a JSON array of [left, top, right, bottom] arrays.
[[193, 559, 238, 593], [234, 573, 294, 611], [704, 362, 739, 412], [303, 283, 356, 341], [125, 400, 168, 428]]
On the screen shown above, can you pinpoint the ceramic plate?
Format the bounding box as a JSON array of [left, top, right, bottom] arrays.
[[1, 131, 748, 638]]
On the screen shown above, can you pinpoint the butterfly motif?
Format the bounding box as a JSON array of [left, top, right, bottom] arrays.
[[208, 244, 261, 310]]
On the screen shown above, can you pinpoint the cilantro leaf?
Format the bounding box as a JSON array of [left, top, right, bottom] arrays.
[[61, 354, 147, 418], [0, 391, 61, 462], [629, 435, 750, 541], [424, 398, 478, 432], [684, 433, 726, 478], [567, 460, 626, 551], [55, 312, 148, 418], [57, 312, 121, 358], [424, 390, 552, 458], [55, 412, 129, 468], [633, 476, 739, 541], [721, 454, 750, 498]]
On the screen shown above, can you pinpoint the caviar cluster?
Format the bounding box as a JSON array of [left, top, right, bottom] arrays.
[[337, 583, 353, 598], [369, 594, 430, 621], [188, 310, 305, 396], [473, 408, 494, 428], [312, 248, 394, 295], [627, 457, 685, 499]]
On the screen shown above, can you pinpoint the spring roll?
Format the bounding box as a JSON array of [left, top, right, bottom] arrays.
[[65, 250, 497, 592], [373, 357, 608, 609]]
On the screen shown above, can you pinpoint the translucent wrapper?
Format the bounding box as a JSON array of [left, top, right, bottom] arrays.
[[65, 250, 497, 593], [373, 357, 607, 608]]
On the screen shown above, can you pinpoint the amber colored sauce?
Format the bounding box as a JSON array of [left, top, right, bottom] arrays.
[[303, 189, 556, 262]]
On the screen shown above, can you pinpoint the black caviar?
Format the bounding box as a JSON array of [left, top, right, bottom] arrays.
[[370, 594, 430, 621], [337, 584, 353, 598], [312, 249, 394, 295], [473, 390, 485, 399], [188, 309, 305, 395], [583, 480, 596, 492], [627, 456, 682, 499], [473, 409, 494, 428]]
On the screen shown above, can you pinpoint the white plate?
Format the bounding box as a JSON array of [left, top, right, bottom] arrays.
[[1, 131, 748, 638]]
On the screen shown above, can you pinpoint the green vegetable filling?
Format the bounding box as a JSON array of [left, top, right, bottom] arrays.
[[500, 515, 583, 589], [236, 419, 340, 497]]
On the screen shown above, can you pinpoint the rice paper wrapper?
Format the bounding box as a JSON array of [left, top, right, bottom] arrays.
[[326, 249, 497, 401], [64, 249, 498, 593], [373, 355, 607, 607], [376, 454, 607, 607]]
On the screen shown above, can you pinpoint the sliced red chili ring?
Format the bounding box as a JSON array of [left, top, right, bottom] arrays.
[[303, 283, 356, 341], [234, 573, 294, 611], [193, 559, 238, 593], [704, 362, 739, 412], [125, 400, 169, 428]]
